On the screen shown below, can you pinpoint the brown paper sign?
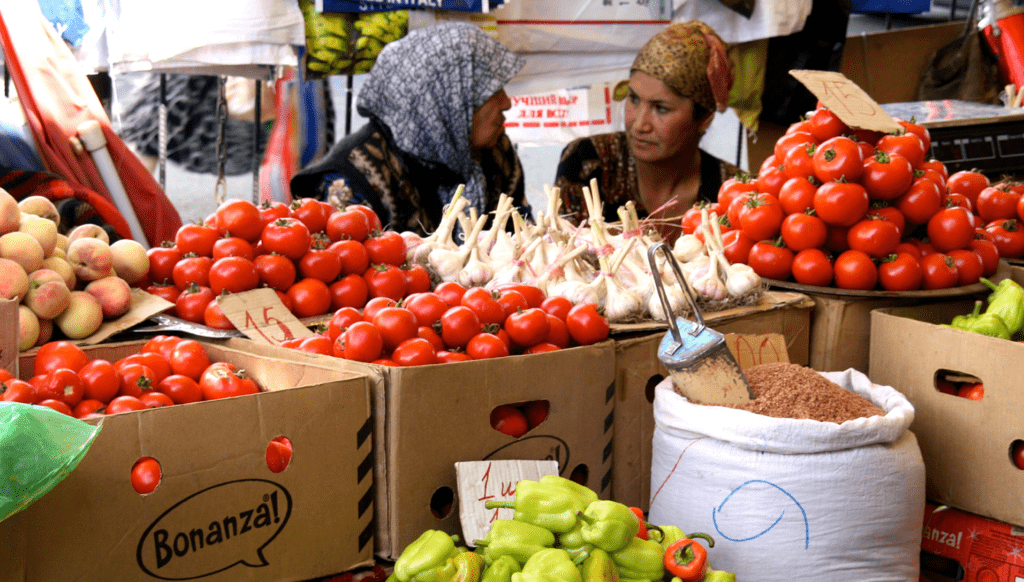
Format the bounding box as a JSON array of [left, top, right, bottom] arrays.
[[0, 298, 18, 375], [789, 70, 902, 134], [455, 460, 559, 546], [217, 288, 314, 345], [724, 332, 790, 370], [81, 289, 176, 345]]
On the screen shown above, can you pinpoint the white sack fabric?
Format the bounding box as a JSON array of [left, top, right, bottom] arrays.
[[648, 368, 925, 582]]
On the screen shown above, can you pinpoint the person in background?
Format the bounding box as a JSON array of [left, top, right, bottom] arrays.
[[553, 20, 737, 243], [290, 22, 531, 236]]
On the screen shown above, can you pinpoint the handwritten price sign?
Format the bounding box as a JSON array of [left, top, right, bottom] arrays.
[[455, 460, 559, 545], [789, 70, 902, 134], [217, 288, 314, 345]]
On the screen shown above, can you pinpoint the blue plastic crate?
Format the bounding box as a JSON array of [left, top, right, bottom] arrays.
[[851, 0, 931, 13]]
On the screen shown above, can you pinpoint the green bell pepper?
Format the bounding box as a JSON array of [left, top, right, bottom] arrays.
[[580, 547, 620, 582], [539, 475, 599, 507], [650, 525, 686, 554], [947, 300, 983, 330], [513, 548, 583, 582], [610, 537, 664, 582], [980, 277, 1024, 334], [485, 479, 593, 534], [702, 566, 737, 582], [394, 530, 463, 582], [436, 551, 486, 582], [966, 312, 1011, 339], [481, 555, 521, 582], [474, 519, 556, 565], [576, 500, 641, 553]]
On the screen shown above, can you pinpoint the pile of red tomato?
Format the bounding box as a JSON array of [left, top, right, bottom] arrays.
[[683, 103, 1022, 291], [278, 282, 610, 366], [0, 338, 261, 419], [144, 197, 427, 326]]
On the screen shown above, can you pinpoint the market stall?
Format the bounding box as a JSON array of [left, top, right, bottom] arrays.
[[4, 1, 1024, 582]]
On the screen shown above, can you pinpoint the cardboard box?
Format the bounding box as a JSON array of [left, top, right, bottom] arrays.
[[920, 502, 1024, 582], [0, 298, 17, 376], [610, 291, 814, 511], [870, 303, 1024, 528], [221, 338, 616, 560], [0, 341, 374, 582]]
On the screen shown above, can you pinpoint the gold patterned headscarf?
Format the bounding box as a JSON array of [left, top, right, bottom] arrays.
[[631, 21, 734, 114]]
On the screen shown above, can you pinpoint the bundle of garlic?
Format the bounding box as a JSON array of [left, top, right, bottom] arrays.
[[690, 207, 762, 306]]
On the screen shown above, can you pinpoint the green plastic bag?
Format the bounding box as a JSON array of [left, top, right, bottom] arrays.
[[0, 402, 102, 523]]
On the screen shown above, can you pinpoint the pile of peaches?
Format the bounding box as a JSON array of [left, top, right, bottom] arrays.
[[0, 189, 150, 350]]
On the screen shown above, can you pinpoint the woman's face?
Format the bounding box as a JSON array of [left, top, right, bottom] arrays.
[[471, 89, 513, 150], [624, 71, 710, 163]]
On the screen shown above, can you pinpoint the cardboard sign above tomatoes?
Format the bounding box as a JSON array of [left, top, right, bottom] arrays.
[[218, 288, 314, 346], [789, 70, 903, 134]]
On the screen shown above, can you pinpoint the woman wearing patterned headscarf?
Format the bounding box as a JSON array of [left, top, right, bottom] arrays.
[[553, 20, 736, 243], [291, 22, 531, 236]]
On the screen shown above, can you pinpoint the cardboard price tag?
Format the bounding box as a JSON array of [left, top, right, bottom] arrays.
[[455, 460, 559, 546], [789, 70, 902, 134], [217, 288, 314, 345], [724, 332, 790, 370], [82, 289, 176, 345]]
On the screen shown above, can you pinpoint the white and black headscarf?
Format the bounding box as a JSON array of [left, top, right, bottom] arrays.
[[356, 22, 525, 215]]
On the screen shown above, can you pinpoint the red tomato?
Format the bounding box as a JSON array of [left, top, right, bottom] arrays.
[[898, 118, 932, 152], [199, 362, 259, 400], [545, 314, 571, 348], [813, 181, 869, 227], [782, 141, 818, 180], [37, 398, 73, 415], [327, 274, 368, 310], [461, 287, 506, 326], [1011, 441, 1024, 470], [363, 263, 407, 301], [523, 400, 550, 429], [490, 405, 528, 438], [746, 240, 795, 281], [1018, 191, 1024, 222], [209, 256, 259, 295], [287, 278, 332, 318], [118, 363, 157, 398], [976, 184, 1021, 222], [504, 308, 551, 349], [969, 238, 1001, 276], [807, 106, 850, 141], [861, 150, 914, 201], [927, 206, 976, 253], [565, 303, 610, 346], [833, 249, 878, 290], [326, 208, 371, 242], [372, 306, 419, 352], [131, 457, 162, 494], [416, 326, 447, 352], [773, 130, 816, 163], [140, 391, 175, 409], [791, 248, 834, 287], [947, 248, 984, 286], [957, 382, 984, 400], [754, 163, 788, 198], [346, 204, 383, 232], [780, 212, 828, 252], [214, 198, 263, 243], [290, 197, 330, 234], [339, 321, 384, 362], [38, 368, 85, 407], [717, 177, 759, 213], [105, 395, 147, 414], [258, 200, 291, 227], [144, 282, 181, 305], [157, 374, 203, 405], [778, 176, 818, 216], [812, 136, 864, 183], [402, 263, 432, 295], [737, 193, 784, 241], [985, 219, 1024, 259], [466, 333, 510, 360], [497, 289, 530, 320], [141, 335, 183, 361], [919, 159, 950, 182], [175, 222, 219, 256], [171, 254, 213, 290], [133, 352, 172, 384], [168, 340, 210, 381], [876, 132, 926, 169], [540, 296, 574, 322], [73, 399, 106, 419], [920, 253, 960, 290], [439, 306, 483, 349], [877, 253, 924, 291], [391, 337, 439, 366], [947, 170, 990, 208], [35, 340, 89, 376], [147, 243, 183, 284], [329, 239, 371, 277], [212, 236, 256, 261], [253, 253, 297, 292], [261, 217, 311, 261], [680, 203, 708, 235], [0, 379, 36, 404], [297, 335, 334, 356], [866, 204, 907, 238], [435, 281, 468, 307], [299, 246, 343, 283], [326, 306, 364, 341], [404, 292, 449, 327], [364, 230, 407, 266], [437, 350, 473, 364], [847, 217, 901, 259], [203, 298, 236, 330], [266, 437, 293, 473], [895, 177, 943, 225], [494, 284, 547, 309], [175, 283, 215, 324]]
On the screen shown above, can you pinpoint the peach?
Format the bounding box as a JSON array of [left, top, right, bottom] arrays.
[[0, 257, 29, 301], [54, 290, 103, 339], [18, 305, 40, 352], [35, 317, 53, 346], [110, 239, 150, 285], [66, 223, 109, 245], [66, 237, 113, 283], [18, 214, 58, 257], [84, 275, 133, 319], [0, 188, 19, 235], [17, 195, 59, 227], [24, 269, 72, 320], [41, 256, 76, 290], [0, 231, 45, 273]]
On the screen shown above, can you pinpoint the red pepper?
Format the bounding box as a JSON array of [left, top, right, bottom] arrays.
[[628, 507, 649, 540], [664, 534, 714, 582]]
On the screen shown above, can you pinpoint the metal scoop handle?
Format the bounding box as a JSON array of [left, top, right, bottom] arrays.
[[646, 242, 706, 348]]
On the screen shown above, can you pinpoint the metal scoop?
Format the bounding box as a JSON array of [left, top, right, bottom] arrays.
[[647, 242, 754, 404]]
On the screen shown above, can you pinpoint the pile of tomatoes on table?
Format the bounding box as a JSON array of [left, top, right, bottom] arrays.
[[278, 282, 611, 366], [0, 338, 260, 419], [685, 102, 1023, 291], [144, 197, 425, 326]]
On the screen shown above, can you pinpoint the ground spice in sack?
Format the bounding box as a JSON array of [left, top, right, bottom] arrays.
[[721, 362, 884, 423]]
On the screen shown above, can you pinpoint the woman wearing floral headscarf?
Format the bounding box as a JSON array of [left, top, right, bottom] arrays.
[[291, 22, 531, 236], [553, 21, 736, 243]]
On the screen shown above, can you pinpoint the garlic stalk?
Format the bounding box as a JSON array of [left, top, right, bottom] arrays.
[[707, 210, 761, 298], [411, 194, 468, 265], [428, 211, 486, 282], [692, 250, 728, 301]]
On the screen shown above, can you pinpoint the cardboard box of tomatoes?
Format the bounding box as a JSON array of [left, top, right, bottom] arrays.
[[0, 340, 374, 582], [219, 336, 616, 560], [870, 301, 1024, 529], [920, 502, 1024, 582]]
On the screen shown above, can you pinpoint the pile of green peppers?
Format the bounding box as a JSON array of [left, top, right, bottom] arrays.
[[386, 475, 736, 582], [946, 277, 1024, 340]]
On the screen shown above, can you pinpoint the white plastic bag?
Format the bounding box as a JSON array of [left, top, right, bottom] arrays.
[[648, 368, 925, 582]]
